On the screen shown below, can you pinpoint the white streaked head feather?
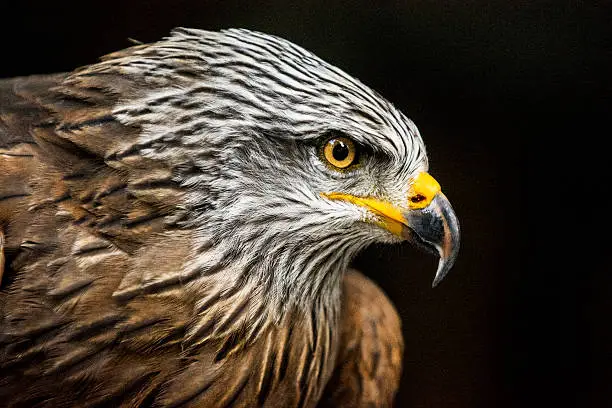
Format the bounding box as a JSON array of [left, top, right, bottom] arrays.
[[84, 28, 429, 316]]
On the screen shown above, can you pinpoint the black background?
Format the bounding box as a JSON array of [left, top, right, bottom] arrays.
[[1, 1, 609, 407]]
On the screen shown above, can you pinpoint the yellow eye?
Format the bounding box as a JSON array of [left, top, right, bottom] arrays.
[[322, 136, 358, 169]]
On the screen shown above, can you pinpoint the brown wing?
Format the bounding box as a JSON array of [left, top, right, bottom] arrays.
[[318, 270, 404, 408], [0, 73, 194, 406], [0, 229, 4, 285]]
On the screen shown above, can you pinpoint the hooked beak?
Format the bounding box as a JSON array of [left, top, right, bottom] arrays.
[[323, 172, 460, 287], [402, 192, 460, 287]]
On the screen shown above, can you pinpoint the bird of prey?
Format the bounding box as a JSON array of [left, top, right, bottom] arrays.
[[0, 28, 459, 407]]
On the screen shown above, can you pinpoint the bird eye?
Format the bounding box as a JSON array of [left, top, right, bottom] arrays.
[[321, 136, 358, 170]]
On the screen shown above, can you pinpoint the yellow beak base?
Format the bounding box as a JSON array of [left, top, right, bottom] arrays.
[[321, 192, 406, 236], [408, 172, 441, 209], [321, 172, 442, 232]]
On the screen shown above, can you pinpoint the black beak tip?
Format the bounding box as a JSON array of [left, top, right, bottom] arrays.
[[431, 257, 455, 288]]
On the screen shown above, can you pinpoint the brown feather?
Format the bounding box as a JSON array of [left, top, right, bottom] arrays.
[[0, 228, 4, 286], [319, 270, 404, 408]]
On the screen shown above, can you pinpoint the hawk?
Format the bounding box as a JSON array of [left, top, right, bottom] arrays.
[[0, 28, 459, 407]]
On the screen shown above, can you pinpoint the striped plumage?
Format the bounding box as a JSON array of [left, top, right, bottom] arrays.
[[0, 28, 458, 407]]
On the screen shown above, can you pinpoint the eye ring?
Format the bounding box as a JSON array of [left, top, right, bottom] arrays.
[[320, 135, 358, 170]]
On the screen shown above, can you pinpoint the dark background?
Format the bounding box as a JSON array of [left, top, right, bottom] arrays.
[[1, 1, 609, 407]]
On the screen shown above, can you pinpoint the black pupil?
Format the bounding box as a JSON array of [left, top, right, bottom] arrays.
[[332, 140, 350, 161]]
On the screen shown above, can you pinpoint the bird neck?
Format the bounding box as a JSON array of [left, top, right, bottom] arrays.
[[179, 218, 366, 347]]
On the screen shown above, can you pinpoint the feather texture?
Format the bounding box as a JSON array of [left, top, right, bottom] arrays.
[[0, 28, 413, 407]]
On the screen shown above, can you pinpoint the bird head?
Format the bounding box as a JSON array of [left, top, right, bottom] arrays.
[[109, 28, 459, 309]]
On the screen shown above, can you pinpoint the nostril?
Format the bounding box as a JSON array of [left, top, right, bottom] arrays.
[[410, 194, 426, 203]]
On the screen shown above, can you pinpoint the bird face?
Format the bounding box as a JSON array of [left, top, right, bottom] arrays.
[[254, 124, 460, 288], [187, 93, 458, 290], [112, 28, 459, 296]]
